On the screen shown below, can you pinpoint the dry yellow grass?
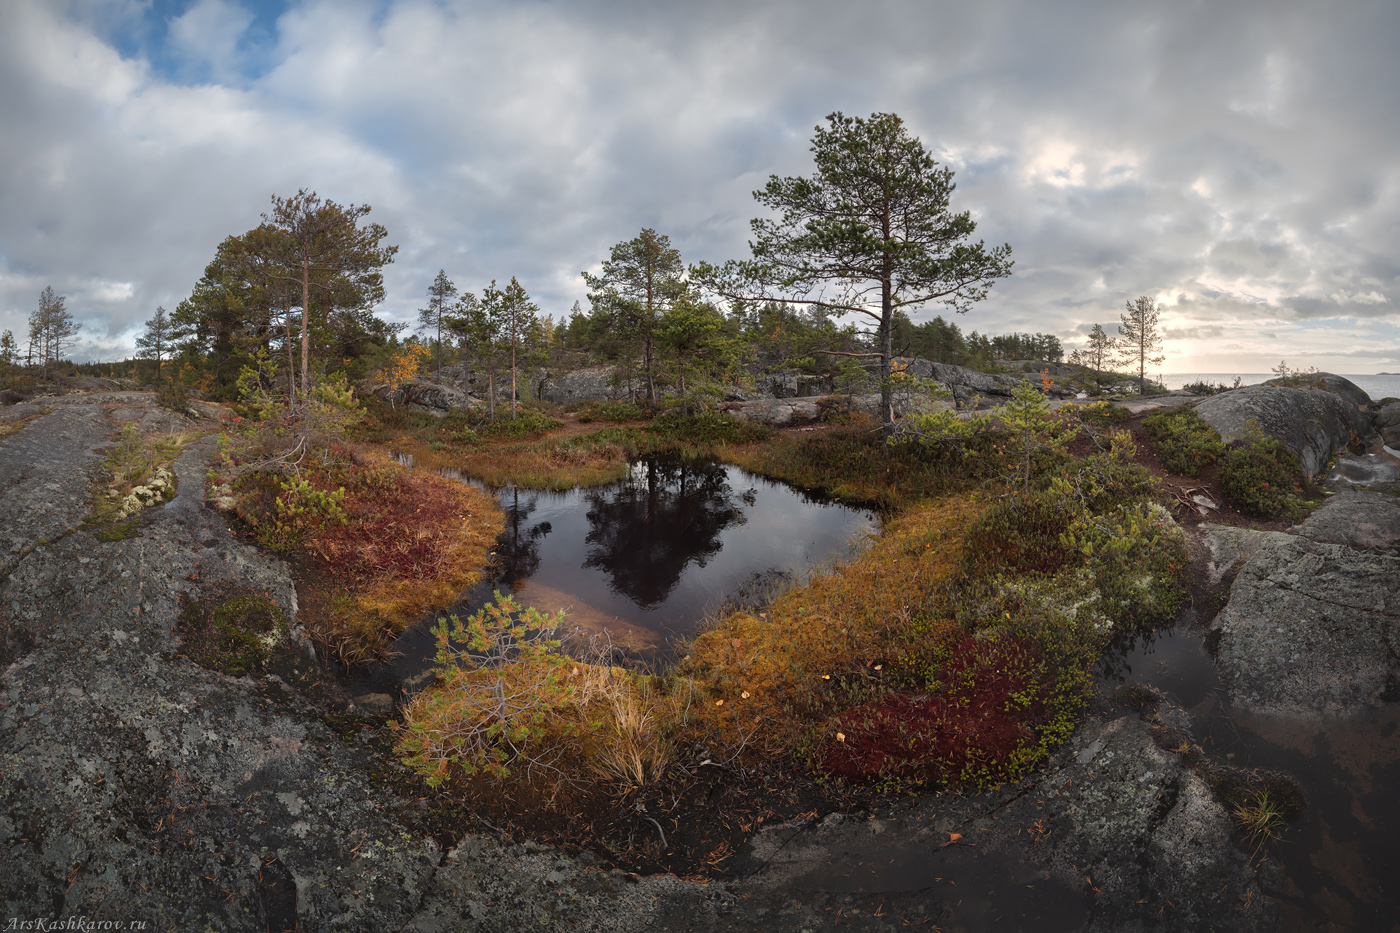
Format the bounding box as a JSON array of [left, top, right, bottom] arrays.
[[395, 433, 632, 490]]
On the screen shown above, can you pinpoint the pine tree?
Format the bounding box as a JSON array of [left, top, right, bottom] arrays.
[[29, 287, 79, 377], [1117, 296, 1165, 395], [1086, 323, 1115, 374], [582, 229, 687, 403], [0, 329, 17, 371], [262, 189, 397, 396], [481, 278, 539, 421], [418, 269, 458, 381], [694, 112, 1013, 435], [135, 306, 174, 381]]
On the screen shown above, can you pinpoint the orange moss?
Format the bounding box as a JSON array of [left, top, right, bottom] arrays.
[[395, 432, 632, 490], [683, 496, 982, 755], [252, 447, 505, 661]]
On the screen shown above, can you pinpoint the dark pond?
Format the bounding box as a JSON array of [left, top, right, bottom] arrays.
[[378, 458, 877, 681], [1098, 625, 1400, 930]]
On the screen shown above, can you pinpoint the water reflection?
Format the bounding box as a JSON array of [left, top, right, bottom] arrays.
[[498, 487, 552, 584], [1097, 624, 1400, 927], [386, 459, 877, 667], [582, 460, 756, 608]]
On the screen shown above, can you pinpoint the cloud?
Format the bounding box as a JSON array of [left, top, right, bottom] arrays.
[[0, 0, 1396, 373], [167, 0, 256, 82]]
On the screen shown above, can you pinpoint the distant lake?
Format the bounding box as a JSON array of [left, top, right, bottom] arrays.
[[1160, 373, 1400, 400]]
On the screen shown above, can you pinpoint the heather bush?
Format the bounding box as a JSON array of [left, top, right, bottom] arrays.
[[1142, 406, 1224, 476], [1220, 421, 1304, 519]]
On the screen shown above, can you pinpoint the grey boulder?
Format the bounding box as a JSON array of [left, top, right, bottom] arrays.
[[1207, 525, 1400, 715], [376, 379, 478, 413], [1290, 490, 1400, 553], [539, 366, 626, 404], [1194, 383, 1372, 478]]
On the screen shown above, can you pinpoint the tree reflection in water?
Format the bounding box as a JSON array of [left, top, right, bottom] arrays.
[[583, 460, 756, 607], [496, 487, 551, 585]]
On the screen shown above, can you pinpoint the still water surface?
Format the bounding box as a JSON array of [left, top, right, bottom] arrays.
[[385, 459, 877, 677], [1100, 627, 1400, 929]]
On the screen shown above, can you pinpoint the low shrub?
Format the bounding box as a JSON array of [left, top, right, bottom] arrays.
[[575, 399, 656, 423], [817, 632, 1051, 787], [961, 492, 1079, 579], [252, 476, 348, 553], [1182, 378, 1240, 396], [398, 594, 575, 784], [397, 592, 685, 790], [156, 377, 191, 413], [729, 421, 1000, 509], [648, 409, 772, 447], [1142, 407, 1225, 476], [1074, 400, 1130, 427], [1220, 426, 1304, 519], [475, 409, 562, 440]]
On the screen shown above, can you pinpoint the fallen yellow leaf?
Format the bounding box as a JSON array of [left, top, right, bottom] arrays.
[[836, 733, 846, 742]]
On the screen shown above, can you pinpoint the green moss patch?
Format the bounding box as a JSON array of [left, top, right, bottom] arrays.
[[179, 591, 289, 677]]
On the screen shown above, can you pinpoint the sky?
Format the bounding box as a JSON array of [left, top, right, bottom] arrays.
[[1, 0, 1397, 374]]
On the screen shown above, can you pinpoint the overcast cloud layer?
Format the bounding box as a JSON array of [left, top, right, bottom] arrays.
[[2, 0, 1397, 372]]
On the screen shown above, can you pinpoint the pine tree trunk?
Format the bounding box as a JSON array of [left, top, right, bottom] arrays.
[[300, 261, 312, 398], [880, 275, 895, 436]]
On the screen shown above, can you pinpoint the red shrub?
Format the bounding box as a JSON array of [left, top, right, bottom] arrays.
[[818, 634, 1049, 786]]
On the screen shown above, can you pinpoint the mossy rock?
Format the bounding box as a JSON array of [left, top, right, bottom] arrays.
[[180, 593, 288, 677]]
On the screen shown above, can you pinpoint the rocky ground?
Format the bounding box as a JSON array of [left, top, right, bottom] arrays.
[[4, 380, 1393, 931]]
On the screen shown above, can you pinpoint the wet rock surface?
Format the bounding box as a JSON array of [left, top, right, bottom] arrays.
[[1206, 523, 1400, 715], [1, 391, 1282, 931], [731, 715, 1272, 932]]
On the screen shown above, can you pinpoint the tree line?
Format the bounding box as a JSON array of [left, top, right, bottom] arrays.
[[5, 111, 1171, 419]]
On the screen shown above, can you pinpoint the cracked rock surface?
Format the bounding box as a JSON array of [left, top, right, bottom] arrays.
[[1208, 522, 1400, 716]]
